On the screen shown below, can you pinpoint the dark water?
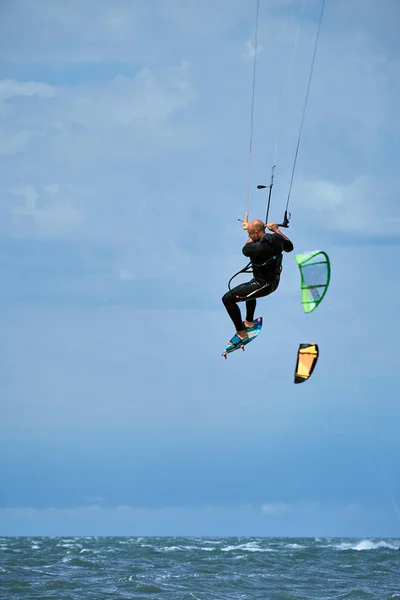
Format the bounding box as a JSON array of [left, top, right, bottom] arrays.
[[1, 536, 400, 599]]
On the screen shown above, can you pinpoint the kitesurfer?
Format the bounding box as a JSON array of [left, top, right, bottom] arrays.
[[222, 220, 293, 342]]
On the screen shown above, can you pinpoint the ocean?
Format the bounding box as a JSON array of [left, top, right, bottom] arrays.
[[1, 536, 399, 599]]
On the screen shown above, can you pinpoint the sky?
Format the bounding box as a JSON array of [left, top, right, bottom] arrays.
[[0, 0, 399, 538]]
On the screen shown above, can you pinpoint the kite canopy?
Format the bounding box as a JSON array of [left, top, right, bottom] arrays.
[[295, 250, 330, 313], [294, 343, 319, 384]]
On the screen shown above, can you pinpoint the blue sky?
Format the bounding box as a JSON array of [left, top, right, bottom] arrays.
[[1, 0, 400, 537]]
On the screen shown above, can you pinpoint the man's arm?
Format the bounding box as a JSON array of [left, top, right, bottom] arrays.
[[242, 238, 265, 259], [267, 222, 294, 252]]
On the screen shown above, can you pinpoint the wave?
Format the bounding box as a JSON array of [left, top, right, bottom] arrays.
[[334, 539, 399, 551]]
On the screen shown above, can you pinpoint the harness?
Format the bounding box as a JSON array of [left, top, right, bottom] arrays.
[[228, 255, 282, 300]]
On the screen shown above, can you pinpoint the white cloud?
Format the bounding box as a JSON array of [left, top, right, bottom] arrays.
[[118, 268, 135, 282], [55, 65, 194, 131], [242, 39, 264, 61], [0, 64, 197, 161], [1, 0, 398, 266], [261, 500, 360, 518], [9, 184, 84, 239], [0, 2, 399, 542], [0, 130, 43, 155], [295, 174, 400, 235], [261, 502, 290, 516], [85, 496, 106, 504], [0, 63, 200, 278], [0, 500, 373, 537], [0, 79, 55, 103], [158, 0, 248, 37], [0, 62, 196, 154], [1, 1, 150, 64]]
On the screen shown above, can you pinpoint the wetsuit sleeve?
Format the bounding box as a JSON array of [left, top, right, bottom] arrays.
[[242, 239, 267, 260], [270, 233, 294, 253], [242, 234, 293, 259]]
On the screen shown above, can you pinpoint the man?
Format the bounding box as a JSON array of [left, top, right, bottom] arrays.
[[222, 219, 294, 345]]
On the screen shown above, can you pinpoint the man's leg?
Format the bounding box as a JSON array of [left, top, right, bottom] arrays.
[[222, 280, 264, 340], [222, 279, 278, 339], [221, 288, 247, 338], [244, 299, 257, 329]]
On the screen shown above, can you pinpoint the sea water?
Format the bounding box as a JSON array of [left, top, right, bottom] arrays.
[[1, 536, 399, 599]]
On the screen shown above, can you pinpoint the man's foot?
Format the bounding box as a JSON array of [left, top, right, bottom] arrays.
[[244, 320, 255, 330], [226, 330, 249, 347], [236, 329, 249, 341]]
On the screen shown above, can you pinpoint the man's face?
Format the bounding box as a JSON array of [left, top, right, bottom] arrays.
[[248, 228, 264, 241]]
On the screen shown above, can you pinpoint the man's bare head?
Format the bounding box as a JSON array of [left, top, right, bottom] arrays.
[[247, 219, 266, 240]]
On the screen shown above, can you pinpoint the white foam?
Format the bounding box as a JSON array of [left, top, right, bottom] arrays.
[[335, 539, 399, 551], [222, 541, 272, 553]]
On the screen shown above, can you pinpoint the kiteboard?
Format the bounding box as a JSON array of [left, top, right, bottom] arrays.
[[222, 317, 263, 359]]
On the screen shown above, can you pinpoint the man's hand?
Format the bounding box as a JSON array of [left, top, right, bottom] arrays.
[[266, 221, 293, 248], [266, 222, 280, 232]]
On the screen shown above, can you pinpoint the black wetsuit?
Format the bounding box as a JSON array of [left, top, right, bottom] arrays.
[[222, 233, 294, 332]]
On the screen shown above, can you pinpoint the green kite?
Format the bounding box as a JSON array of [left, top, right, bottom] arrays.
[[295, 250, 331, 313]]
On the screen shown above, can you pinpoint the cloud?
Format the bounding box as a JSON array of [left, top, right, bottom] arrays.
[[85, 496, 106, 504], [235, 1, 400, 241], [118, 268, 135, 282], [242, 39, 264, 61], [0, 503, 259, 536], [0, 63, 200, 279], [261, 501, 361, 519], [0, 500, 376, 537], [9, 184, 84, 239], [0, 0, 251, 66], [0, 0, 399, 542], [0, 79, 55, 103], [58, 66, 194, 131], [261, 502, 290, 516], [0, 1, 150, 64], [0, 63, 197, 164], [0, 130, 44, 156], [294, 174, 400, 236]]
